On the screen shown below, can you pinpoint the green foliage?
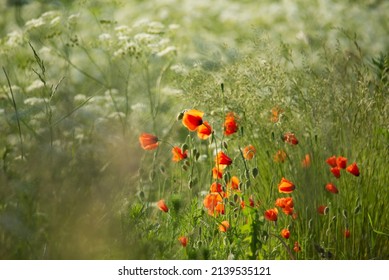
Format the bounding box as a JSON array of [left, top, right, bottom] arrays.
[[0, 0, 388, 260]]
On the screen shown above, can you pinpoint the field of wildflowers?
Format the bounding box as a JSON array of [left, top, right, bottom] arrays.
[[0, 0, 388, 260]]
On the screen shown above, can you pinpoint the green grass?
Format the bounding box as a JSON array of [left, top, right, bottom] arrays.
[[0, 0, 388, 259]]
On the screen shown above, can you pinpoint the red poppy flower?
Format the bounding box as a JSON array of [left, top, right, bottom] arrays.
[[182, 109, 204, 131], [210, 182, 223, 193], [249, 195, 255, 207], [197, 121, 212, 139], [212, 166, 223, 179], [219, 220, 230, 232], [283, 132, 298, 145], [229, 176, 240, 190], [346, 162, 360, 177], [203, 193, 223, 216], [264, 208, 278, 222], [224, 112, 238, 136], [317, 205, 328, 215], [278, 177, 296, 193], [274, 150, 287, 163], [243, 145, 256, 160], [215, 203, 225, 215], [157, 199, 169, 212], [271, 107, 283, 123], [293, 241, 301, 252], [275, 197, 294, 209], [178, 236, 188, 247], [344, 228, 351, 238], [172, 146, 188, 162], [330, 166, 341, 178], [215, 151, 232, 166], [301, 154, 311, 168], [325, 155, 337, 167], [139, 133, 159, 150], [336, 156, 347, 169], [325, 183, 339, 194], [281, 228, 290, 239]]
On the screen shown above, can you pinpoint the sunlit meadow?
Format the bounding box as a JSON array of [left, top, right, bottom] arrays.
[[0, 0, 388, 260]]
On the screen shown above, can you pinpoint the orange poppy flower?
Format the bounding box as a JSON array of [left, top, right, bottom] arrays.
[[182, 109, 204, 131], [157, 199, 169, 213], [317, 205, 328, 215], [325, 183, 339, 194], [197, 121, 212, 140], [271, 107, 283, 123], [243, 145, 256, 160], [283, 132, 298, 145], [264, 208, 278, 222], [210, 182, 223, 193], [301, 154, 311, 168], [224, 112, 238, 136], [336, 156, 347, 169], [326, 155, 337, 167], [172, 146, 188, 162], [281, 228, 290, 239], [275, 197, 294, 209], [219, 220, 230, 232], [344, 228, 351, 238], [215, 203, 225, 215], [249, 195, 255, 207], [293, 241, 301, 252], [139, 133, 159, 150], [240, 199, 245, 209], [274, 150, 287, 163], [229, 176, 240, 190], [212, 166, 223, 179], [178, 236, 188, 247], [203, 193, 223, 216], [215, 151, 232, 166], [278, 177, 296, 193], [346, 162, 360, 177], [280, 206, 292, 215], [330, 166, 341, 178]]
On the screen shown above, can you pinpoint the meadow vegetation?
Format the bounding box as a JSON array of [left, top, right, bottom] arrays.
[[0, 0, 388, 259]]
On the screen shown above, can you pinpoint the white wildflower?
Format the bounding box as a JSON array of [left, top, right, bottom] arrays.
[[24, 97, 47, 106], [156, 46, 177, 57], [147, 21, 165, 34], [25, 80, 45, 92]]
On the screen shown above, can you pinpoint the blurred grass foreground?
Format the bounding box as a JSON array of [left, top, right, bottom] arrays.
[[0, 0, 388, 259]]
